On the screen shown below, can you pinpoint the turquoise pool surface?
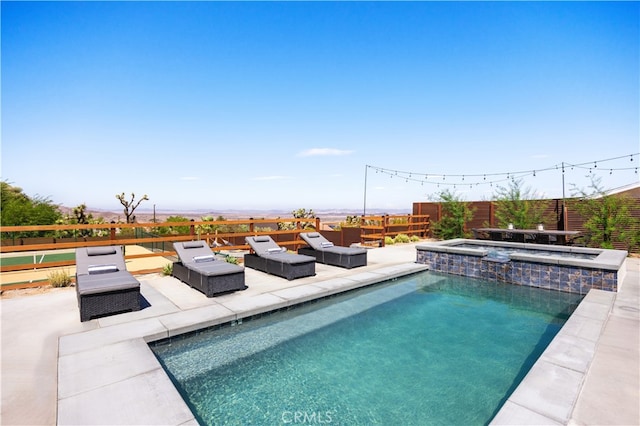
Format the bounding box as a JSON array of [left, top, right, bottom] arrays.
[[151, 272, 583, 425], [454, 243, 599, 260]]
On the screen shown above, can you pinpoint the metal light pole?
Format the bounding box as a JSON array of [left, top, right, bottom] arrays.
[[562, 162, 566, 201], [561, 162, 567, 230], [363, 165, 368, 216]]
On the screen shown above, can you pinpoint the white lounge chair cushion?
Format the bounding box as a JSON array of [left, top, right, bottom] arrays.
[[267, 247, 286, 254], [87, 264, 118, 274], [321, 242, 334, 248], [193, 255, 215, 263]]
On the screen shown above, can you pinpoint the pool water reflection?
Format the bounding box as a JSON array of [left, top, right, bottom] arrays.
[[151, 271, 582, 425]]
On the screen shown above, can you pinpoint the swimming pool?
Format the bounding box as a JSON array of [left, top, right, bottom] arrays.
[[151, 271, 582, 425]]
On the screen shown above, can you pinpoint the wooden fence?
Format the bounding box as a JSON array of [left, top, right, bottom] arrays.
[[413, 187, 640, 252], [0, 214, 430, 280], [359, 214, 430, 246]]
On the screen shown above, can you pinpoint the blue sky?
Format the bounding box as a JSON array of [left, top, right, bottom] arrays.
[[2, 1, 638, 213]]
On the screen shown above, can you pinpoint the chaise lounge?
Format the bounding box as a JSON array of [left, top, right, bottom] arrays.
[[244, 235, 316, 280], [298, 232, 367, 269], [75, 246, 141, 322], [172, 241, 246, 297]]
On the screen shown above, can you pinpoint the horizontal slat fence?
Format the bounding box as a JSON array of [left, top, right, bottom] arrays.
[[413, 188, 640, 252]]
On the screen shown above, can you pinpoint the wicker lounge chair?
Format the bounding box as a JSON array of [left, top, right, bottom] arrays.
[[172, 241, 246, 297], [298, 232, 367, 269], [75, 246, 141, 322], [244, 235, 316, 280]]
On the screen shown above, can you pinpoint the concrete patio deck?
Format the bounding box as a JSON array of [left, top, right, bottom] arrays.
[[1, 243, 638, 425]]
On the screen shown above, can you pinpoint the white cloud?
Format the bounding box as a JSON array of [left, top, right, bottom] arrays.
[[297, 148, 354, 157]]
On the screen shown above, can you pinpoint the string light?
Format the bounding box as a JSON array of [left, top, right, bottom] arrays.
[[365, 153, 639, 190]]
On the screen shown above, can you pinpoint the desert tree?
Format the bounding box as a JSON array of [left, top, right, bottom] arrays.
[[492, 178, 551, 229], [278, 208, 316, 231], [116, 192, 149, 224], [570, 176, 639, 250], [55, 203, 105, 238], [431, 189, 476, 240], [1, 181, 61, 237]]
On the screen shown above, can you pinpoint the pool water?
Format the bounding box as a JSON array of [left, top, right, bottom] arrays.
[[151, 272, 582, 425], [454, 243, 599, 260]]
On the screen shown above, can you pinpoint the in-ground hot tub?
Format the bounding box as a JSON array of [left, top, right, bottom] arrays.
[[416, 239, 628, 294]]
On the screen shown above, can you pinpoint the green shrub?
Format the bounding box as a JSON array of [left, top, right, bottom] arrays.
[[278, 208, 316, 230], [255, 226, 277, 232], [493, 179, 551, 229], [390, 217, 409, 225], [224, 255, 239, 265], [384, 236, 395, 245], [410, 235, 420, 242], [1, 181, 62, 237], [162, 263, 173, 276], [340, 215, 361, 228], [431, 189, 476, 240], [394, 233, 410, 243], [117, 227, 135, 237], [571, 176, 640, 250], [48, 269, 72, 287], [157, 216, 191, 235]]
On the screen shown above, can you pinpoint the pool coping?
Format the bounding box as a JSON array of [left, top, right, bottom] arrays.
[[56, 262, 429, 425], [416, 238, 628, 271], [53, 254, 637, 425], [490, 288, 615, 425], [417, 239, 628, 294]]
